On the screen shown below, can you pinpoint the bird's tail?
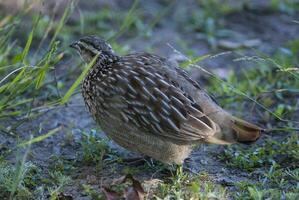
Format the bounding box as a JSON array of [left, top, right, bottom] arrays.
[[205, 116, 262, 145], [231, 117, 262, 143]]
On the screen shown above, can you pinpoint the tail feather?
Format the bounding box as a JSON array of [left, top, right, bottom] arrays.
[[205, 116, 262, 145], [232, 117, 261, 143]]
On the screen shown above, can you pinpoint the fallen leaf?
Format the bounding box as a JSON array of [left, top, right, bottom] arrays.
[[111, 175, 127, 185], [128, 174, 145, 200], [101, 174, 145, 200], [102, 187, 122, 200]]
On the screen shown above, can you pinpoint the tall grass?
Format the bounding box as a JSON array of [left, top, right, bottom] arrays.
[[60, 54, 98, 104], [0, 1, 74, 199]]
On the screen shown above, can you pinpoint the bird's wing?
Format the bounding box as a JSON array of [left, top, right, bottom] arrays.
[[103, 53, 218, 143]]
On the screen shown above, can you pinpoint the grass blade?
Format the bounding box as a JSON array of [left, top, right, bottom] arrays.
[[35, 41, 60, 89], [49, 0, 75, 47], [108, 0, 139, 41], [20, 15, 40, 64], [60, 55, 99, 104], [21, 30, 34, 64], [181, 54, 211, 68], [9, 143, 32, 200], [18, 127, 61, 147]]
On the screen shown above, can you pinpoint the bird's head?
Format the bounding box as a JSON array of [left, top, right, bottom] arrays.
[[70, 35, 117, 64]]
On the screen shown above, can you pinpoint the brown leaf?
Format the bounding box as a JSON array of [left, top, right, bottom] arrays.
[[124, 175, 145, 200], [102, 187, 122, 200], [111, 175, 128, 185], [131, 176, 145, 199], [124, 186, 140, 200], [101, 174, 145, 200]]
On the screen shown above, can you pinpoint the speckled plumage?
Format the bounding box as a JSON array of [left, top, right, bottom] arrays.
[[71, 36, 261, 164]]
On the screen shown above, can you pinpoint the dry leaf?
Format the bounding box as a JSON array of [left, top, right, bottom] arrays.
[[101, 174, 145, 200], [102, 187, 122, 200]]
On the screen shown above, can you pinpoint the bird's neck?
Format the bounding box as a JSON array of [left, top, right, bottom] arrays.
[[87, 52, 119, 79], [96, 51, 119, 66], [196, 91, 232, 126]]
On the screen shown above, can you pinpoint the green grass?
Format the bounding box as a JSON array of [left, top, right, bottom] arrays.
[[220, 134, 298, 171], [217, 133, 298, 199], [178, 0, 241, 49], [0, 161, 37, 199], [155, 168, 228, 199], [270, 0, 299, 14], [207, 40, 299, 126], [203, 40, 299, 199], [79, 129, 117, 171], [0, 14, 66, 121], [201, 36, 299, 200], [0, 2, 77, 199]]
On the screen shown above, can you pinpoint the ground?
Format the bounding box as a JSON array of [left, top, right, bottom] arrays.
[[0, 0, 298, 199]]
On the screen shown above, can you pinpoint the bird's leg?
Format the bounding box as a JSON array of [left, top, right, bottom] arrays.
[[121, 156, 153, 166], [182, 157, 199, 175]]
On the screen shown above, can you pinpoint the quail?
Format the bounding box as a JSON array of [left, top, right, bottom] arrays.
[[70, 36, 261, 164]]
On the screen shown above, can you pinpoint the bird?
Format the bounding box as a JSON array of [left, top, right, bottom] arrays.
[[70, 35, 261, 164]]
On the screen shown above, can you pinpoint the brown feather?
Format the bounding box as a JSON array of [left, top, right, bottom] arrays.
[[72, 36, 261, 164]]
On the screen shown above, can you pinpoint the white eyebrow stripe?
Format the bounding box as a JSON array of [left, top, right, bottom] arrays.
[[78, 41, 101, 55]]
